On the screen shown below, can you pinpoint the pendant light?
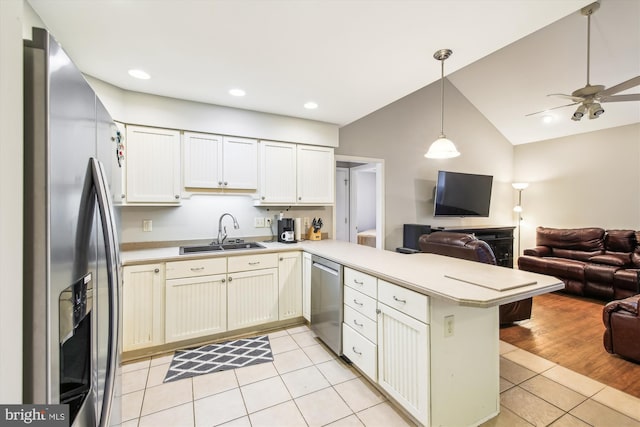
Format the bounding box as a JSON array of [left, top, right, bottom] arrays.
[[425, 49, 460, 159]]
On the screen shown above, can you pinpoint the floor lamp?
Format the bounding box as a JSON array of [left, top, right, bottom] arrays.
[[512, 182, 529, 258]]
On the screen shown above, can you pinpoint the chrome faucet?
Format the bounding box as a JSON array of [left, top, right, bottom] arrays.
[[215, 213, 239, 245]]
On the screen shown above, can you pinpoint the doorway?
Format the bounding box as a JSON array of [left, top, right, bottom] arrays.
[[334, 156, 385, 249]]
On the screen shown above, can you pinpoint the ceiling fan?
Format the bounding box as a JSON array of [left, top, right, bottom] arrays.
[[527, 1, 640, 121]]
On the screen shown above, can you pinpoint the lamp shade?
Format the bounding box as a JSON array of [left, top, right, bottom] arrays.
[[425, 135, 460, 159], [512, 182, 529, 190]]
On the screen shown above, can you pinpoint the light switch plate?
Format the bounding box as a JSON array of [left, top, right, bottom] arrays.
[[142, 219, 152, 232]]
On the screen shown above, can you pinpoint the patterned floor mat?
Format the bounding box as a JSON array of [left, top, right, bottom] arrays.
[[164, 335, 273, 383]]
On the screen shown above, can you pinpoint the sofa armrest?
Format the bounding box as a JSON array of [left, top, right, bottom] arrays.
[[523, 246, 552, 257], [603, 294, 640, 328]]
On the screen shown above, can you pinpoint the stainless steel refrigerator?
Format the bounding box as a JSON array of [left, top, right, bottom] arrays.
[[23, 28, 123, 427]]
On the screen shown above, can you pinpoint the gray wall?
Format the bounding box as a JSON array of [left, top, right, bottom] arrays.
[[513, 123, 640, 252], [339, 79, 515, 251]]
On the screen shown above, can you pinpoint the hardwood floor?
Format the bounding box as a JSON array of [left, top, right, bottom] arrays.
[[500, 292, 640, 399]]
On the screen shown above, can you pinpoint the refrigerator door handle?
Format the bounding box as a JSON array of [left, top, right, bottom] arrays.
[[90, 158, 121, 427]]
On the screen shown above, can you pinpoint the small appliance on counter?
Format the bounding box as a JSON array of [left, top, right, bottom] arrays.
[[277, 218, 296, 243], [308, 218, 323, 241]]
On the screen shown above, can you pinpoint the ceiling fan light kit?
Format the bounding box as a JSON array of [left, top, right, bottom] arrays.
[[528, 1, 640, 122], [425, 48, 460, 159]]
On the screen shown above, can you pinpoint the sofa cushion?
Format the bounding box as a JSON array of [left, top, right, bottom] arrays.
[[554, 248, 602, 262], [517, 255, 585, 281], [605, 230, 637, 252], [536, 227, 605, 252], [589, 253, 631, 267]]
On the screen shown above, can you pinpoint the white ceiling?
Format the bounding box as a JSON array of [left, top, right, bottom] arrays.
[[28, 0, 640, 145]]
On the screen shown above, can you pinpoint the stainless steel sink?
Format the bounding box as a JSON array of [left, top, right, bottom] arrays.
[[179, 241, 265, 255]]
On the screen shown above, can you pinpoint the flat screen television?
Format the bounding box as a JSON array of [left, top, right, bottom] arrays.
[[434, 170, 493, 217]]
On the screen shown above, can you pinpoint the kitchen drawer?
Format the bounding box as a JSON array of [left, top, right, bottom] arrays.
[[344, 305, 377, 344], [344, 267, 377, 298], [343, 323, 377, 381], [228, 253, 278, 272], [378, 279, 429, 323], [166, 257, 226, 279], [344, 286, 377, 320]]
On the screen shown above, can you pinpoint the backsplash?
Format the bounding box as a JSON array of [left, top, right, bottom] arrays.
[[118, 194, 332, 243]]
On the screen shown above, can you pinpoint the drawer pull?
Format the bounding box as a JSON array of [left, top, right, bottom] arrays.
[[352, 346, 362, 356], [353, 279, 364, 285], [249, 261, 260, 266], [353, 299, 363, 307], [190, 267, 205, 271], [393, 296, 407, 304], [353, 319, 363, 327]]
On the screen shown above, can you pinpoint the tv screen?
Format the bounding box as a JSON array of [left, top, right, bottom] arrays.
[[434, 170, 493, 217]]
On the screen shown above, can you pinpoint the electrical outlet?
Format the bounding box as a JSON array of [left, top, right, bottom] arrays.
[[142, 219, 152, 232], [444, 315, 454, 337], [254, 217, 265, 228], [265, 217, 272, 228]]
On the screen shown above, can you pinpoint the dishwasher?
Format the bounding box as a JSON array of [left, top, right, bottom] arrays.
[[310, 255, 344, 356]]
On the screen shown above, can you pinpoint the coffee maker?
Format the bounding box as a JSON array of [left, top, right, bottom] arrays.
[[277, 218, 295, 243]]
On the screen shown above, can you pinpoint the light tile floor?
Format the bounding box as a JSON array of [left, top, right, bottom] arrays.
[[119, 325, 640, 427]]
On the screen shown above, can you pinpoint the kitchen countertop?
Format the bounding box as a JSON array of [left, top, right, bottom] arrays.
[[121, 239, 563, 308]]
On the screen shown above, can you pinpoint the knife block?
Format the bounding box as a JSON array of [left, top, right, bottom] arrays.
[[307, 227, 322, 241]]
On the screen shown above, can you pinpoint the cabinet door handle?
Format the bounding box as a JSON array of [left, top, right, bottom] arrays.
[[154, 268, 160, 273], [352, 346, 362, 356], [298, 196, 302, 200], [218, 181, 223, 186], [228, 276, 233, 282], [393, 296, 407, 304], [353, 319, 363, 327], [353, 299, 363, 307], [224, 181, 228, 186], [249, 261, 260, 266], [190, 267, 205, 271], [175, 195, 180, 199], [221, 278, 226, 283]]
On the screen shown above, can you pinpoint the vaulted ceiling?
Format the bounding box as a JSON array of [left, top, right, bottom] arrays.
[[28, 0, 640, 145]]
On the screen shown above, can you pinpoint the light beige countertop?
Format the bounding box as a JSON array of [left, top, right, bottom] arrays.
[[121, 239, 563, 308]]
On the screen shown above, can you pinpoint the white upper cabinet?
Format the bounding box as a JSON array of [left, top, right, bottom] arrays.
[[258, 140, 297, 204], [125, 125, 181, 204], [183, 132, 257, 190], [297, 144, 334, 204], [257, 141, 334, 206]]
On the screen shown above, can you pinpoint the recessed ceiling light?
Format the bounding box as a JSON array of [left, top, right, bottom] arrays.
[[304, 102, 318, 110], [229, 89, 246, 97], [542, 114, 554, 123], [128, 69, 150, 80]]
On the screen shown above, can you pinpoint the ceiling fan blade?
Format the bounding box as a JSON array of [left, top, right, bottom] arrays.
[[600, 93, 640, 103], [525, 101, 580, 117], [599, 76, 640, 96], [548, 93, 585, 102]]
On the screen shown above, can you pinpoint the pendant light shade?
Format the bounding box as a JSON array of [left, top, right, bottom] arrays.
[[425, 49, 460, 159]]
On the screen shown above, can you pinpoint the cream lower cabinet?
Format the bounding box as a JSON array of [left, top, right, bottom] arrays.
[[164, 257, 228, 343], [278, 252, 302, 320], [123, 263, 165, 352], [377, 302, 429, 424], [227, 253, 279, 331], [302, 252, 312, 321]]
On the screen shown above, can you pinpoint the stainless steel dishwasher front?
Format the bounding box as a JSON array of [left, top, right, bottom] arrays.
[[310, 255, 344, 355]]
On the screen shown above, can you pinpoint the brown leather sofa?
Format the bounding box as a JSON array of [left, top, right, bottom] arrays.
[[418, 231, 532, 325], [603, 294, 640, 363], [518, 227, 640, 300]]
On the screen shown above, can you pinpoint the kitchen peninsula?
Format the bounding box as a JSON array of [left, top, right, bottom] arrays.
[[121, 239, 563, 427]]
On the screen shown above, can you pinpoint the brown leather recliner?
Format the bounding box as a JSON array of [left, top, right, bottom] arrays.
[[603, 292, 640, 363], [418, 231, 532, 325]]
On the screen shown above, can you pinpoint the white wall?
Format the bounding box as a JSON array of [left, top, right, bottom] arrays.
[[84, 78, 339, 244], [339, 79, 514, 250], [0, 0, 24, 404], [513, 123, 640, 252]]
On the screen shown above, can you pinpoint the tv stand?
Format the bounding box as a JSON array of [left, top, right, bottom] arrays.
[[430, 225, 515, 268]]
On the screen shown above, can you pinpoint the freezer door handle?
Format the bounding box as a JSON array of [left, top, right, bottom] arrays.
[[91, 158, 121, 427]]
